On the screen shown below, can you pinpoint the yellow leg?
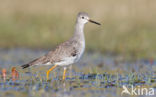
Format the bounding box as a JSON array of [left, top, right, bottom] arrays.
[[46, 64, 57, 80], [63, 67, 67, 81]]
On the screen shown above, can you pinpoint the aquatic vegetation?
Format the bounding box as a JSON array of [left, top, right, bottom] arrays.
[[0, 49, 156, 97]]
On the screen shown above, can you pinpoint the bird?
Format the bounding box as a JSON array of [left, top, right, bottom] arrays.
[[21, 12, 101, 81]]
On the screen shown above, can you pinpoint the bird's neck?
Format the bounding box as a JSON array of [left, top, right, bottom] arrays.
[[73, 22, 85, 41]]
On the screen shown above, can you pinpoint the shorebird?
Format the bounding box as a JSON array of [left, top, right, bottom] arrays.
[[21, 12, 101, 81]]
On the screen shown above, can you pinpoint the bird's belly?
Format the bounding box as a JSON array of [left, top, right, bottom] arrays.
[[55, 57, 76, 66]]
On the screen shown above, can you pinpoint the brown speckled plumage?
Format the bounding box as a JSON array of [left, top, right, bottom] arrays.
[[22, 37, 82, 69]]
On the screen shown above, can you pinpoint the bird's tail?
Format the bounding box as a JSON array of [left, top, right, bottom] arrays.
[[21, 64, 30, 69], [21, 56, 44, 69]]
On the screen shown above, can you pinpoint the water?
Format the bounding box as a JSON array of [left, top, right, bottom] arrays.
[[0, 48, 155, 97]]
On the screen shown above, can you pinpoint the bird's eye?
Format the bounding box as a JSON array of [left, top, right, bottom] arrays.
[[82, 17, 84, 19]]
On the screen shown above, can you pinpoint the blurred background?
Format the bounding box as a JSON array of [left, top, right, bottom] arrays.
[[0, 1, 156, 96], [0, 0, 156, 59]]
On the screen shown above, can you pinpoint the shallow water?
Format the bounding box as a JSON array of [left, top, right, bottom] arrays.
[[0, 48, 156, 97]]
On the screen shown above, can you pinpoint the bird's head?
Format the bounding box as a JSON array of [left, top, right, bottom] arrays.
[[77, 12, 101, 25]]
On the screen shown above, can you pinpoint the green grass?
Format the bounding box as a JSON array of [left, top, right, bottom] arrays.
[[0, 0, 156, 58]]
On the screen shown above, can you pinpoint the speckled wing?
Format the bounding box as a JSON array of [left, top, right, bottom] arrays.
[[21, 40, 78, 69], [46, 40, 79, 64]]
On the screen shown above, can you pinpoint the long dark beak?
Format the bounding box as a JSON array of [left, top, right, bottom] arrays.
[[89, 19, 101, 25]]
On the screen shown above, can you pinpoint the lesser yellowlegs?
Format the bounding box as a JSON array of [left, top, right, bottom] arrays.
[[21, 12, 101, 80]]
